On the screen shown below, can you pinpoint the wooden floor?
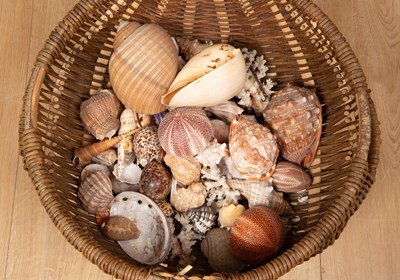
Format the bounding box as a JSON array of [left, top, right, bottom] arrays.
[[1, 0, 399, 279]]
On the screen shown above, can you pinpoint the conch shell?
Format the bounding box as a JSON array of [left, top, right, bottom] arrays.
[[161, 44, 247, 107], [109, 22, 178, 114]]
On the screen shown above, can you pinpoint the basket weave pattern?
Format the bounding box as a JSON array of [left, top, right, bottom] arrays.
[[19, 0, 380, 279]]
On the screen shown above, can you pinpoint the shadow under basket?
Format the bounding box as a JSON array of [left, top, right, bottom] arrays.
[[19, 0, 381, 279]]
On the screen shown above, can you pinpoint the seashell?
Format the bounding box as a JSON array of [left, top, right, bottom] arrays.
[[113, 21, 141, 50], [133, 112, 155, 128], [80, 163, 110, 181], [73, 128, 140, 166], [229, 206, 285, 265], [113, 162, 142, 185], [118, 108, 137, 135], [161, 44, 247, 107], [205, 101, 244, 124], [80, 89, 122, 140], [139, 160, 171, 202], [201, 228, 246, 273], [263, 85, 322, 168], [157, 199, 175, 218], [111, 175, 139, 194], [210, 119, 230, 144], [92, 149, 118, 166], [229, 115, 279, 181], [133, 126, 164, 167], [158, 107, 213, 157], [78, 171, 114, 215], [109, 22, 179, 114], [110, 191, 172, 265], [218, 204, 246, 229], [163, 154, 201, 186], [195, 140, 228, 167], [115, 138, 134, 178], [100, 215, 140, 241], [176, 37, 213, 61], [186, 206, 217, 234], [227, 179, 293, 216], [170, 182, 207, 212], [272, 161, 312, 193]]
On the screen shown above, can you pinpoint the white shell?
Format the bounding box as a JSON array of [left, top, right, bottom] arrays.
[[195, 140, 228, 167], [218, 204, 245, 229], [113, 162, 142, 184]]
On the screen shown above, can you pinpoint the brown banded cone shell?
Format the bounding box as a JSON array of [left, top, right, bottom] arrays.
[[133, 126, 164, 167], [109, 23, 178, 114], [170, 182, 207, 212], [263, 85, 322, 168], [272, 161, 312, 193], [201, 228, 246, 273], [139, 161, 171, 202], [229, 206, 285, 265], [229, 115, 279, 181], [158, 107, 213, 157], [80, 89, 122, 140], [101, 215, 140, 241], [163, 154, 201, 185], [78, 171, 114, 215]]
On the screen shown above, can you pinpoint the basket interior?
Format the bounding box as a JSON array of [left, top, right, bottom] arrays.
[[22, 0, 371, 278]]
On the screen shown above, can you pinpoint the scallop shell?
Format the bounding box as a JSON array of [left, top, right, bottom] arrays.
[[218, 204, 246, 229], [78, 171, 114, 215], [263, 85, 322, 168], [139, 160, 171, 202], [101, 215, 140, 241], [133, 126, 164, 167], [161, 44, 247, 107], [170, 182, 207, 212], [228, 179, 293, 216], [205, 101, 245, 124], [158, 107, 213, 157], [109, 23, 178, 114], [110, 191, 172, 265], [210, 119, 230, 144], [80, 89, 121, 140], [272, 161, 312, 193], [163, 154, 201, 185], [229, 115, 279, 181], [186, 206, 217, 234], [201, 228, 246, 273], [92, 149, 118, 166]]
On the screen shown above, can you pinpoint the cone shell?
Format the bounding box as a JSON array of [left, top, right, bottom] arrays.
[[109, 23, 178, 114], [186, 206, 217, 234], [139, 161, 171, 201], [161, 44, 247, 107], [133, 126, 164, 167], [158, 107, 212, 157], [201, 228, 246, 273], [78, 171, 114, 215], [230, 206, 285, 265], [163, 154, 201, 185], [272, 161, 312, 193], [229, 115, 279, 181], [80, 89, 121, 140], [170, 182, 207, 212], [263, 85, 322, 168]]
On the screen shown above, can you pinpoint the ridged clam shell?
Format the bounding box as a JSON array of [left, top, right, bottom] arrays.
[[163, 154, 201, 185], [201, 228, 246, 273], [263, 85, 322, 168], [170, 182, 207, 212], [80, 163, 110, 181], [218, 204, 246, 229], [158, 107, 212, 157], [228, 179, 293, 216], [101, 215, 140, 241], [272, 161, 312, 192], [229, 115, 279, 181], [205, 101, 244, 124], [78, 171, 114, 215], [109, 23, 178, 114], [161, 44, 247, 107], [139, 161, 171, 202], [186, 206, 217, 234], [133, 126, 164, 167], [80, 89, 121, 140]]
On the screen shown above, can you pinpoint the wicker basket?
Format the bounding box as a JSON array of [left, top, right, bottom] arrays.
[[19, 0, 381, 279]]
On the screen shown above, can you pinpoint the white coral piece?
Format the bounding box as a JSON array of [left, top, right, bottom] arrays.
[[195, 140, 228, 168], [174, 213, 204, 260]]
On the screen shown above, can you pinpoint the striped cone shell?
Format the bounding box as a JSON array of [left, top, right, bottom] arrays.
[[186, 206, 217, 234], [158, 107, 213, 157], [272, 161, 312, 193], [230, 206, 285, 265]]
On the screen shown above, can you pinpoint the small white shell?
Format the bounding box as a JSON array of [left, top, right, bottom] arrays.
[[113, 162, 142, 184], [218, 204, 245, 229], [195, 140, 228, 167]]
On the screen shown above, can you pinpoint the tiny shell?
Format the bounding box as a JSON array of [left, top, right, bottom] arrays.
[[119, 108, 137, 135], [170, 182, 207, 212], [101, 215, 140, 241], [158, 107, 213, 157], [139, 161, 171, 201], [272, 161, 312, 193], [205, 101, 244, 124], [218, 204, 246, 229], [186, 206, 217, 234], [163, 154, 201, 185], [157, 199, 175, 218], [133, 126, 164, 167], [210, 119, 230, 144]]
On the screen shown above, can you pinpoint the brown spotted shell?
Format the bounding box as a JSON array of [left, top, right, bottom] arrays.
[[263, 85, 322, 168], [163, 154, 201, 185], [158, 107, 213, 157], [80, 89, 122, 140], [133, 126, 164, 167], [272, 161, 312, 193], [78, 171, 114, 215], [170, 182, 207, 212], [139, 161, 171, 201], [229, 115, 279, 181]]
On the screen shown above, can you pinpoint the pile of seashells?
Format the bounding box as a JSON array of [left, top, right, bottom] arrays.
[[73, 21, 322, 273]]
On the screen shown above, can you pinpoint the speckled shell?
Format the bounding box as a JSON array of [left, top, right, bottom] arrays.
[[157, 199, 175, 218], [163, 154, 201, 185], [170, 182, 207, 212], [101, 215, 140, 241], [80, 89, 121, 140], [230, 206, 285, 265], [158, 107, 213, 157], [229, 115, 279, 181], [78, 171, 114, 215], [109, 23, 178, 114], [187, 206, 217, 234], [272, 161, 312, 193], [139, 161, 171, 201], [263, 85, 322, 168], [201, 228, 246, 273], [133, 126, 164, 167]]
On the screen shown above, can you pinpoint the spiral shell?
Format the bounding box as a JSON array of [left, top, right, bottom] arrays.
[[80, 89, 121, 140], [272, 161, 312, 193], [263, 85, 322, 168], [109, 22, 178, 114], [176, 37, 213, 61], [139, 161, 171, 202], [158, 107, 213, 157], [186, 206, 217, 234], [133, 126, 164, 167], [229, 115, 279, 181], [170, 182, 207, 212], [163, 154, 201, 185]]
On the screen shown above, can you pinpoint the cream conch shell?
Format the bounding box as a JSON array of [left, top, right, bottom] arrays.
[[161, 44, 247, 107]]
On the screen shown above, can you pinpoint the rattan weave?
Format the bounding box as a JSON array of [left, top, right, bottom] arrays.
[[19, 0, 381, 279]]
